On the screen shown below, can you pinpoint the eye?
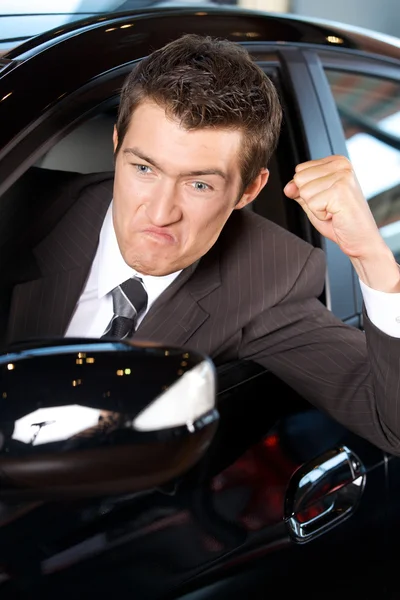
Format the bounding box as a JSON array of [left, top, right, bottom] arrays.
[[134, 164, 152, 175], [192, 181, 211, 192]]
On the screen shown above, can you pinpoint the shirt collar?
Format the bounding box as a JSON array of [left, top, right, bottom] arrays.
[[97, 202, 181, 303]]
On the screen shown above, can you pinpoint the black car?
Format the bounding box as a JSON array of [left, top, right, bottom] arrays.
[[0, 6, 400, 599]]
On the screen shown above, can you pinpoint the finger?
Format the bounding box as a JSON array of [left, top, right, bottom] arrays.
[[295, 156, 336, 173], [292, 188, 336, 222], [294, 162, 339, 187], [294, 162, 352, 190], [284, 159, 350, 199], [296, 197, 332, 225], [293, 171, 340, 202], [294, 155, 350, 175], [284, 157, 344, 196]]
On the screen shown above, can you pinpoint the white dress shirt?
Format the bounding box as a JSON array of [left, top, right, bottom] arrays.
[[360, 279, 400, 337], [65, 202, 181, 338], [65, 201, 400, 339]]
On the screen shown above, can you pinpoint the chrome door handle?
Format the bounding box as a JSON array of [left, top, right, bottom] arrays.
[[284, 446, 366, 543]]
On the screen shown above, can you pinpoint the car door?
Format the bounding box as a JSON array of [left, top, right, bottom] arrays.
[[0, 31, 390, 599], [316, 47, 400, 598]]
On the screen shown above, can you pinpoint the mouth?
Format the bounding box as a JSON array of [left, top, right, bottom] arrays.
[[142, 227, 177, 244]]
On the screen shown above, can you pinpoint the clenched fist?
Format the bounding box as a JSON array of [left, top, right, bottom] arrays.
[[283, 155, 400, 293]]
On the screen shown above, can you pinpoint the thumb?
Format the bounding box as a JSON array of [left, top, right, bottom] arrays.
[[283, 179, 299, 199]]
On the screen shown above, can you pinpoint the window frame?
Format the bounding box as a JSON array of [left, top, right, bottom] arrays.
[[0, 63, 136, 197], [316, 49, 400, 322], [277, 47, 360, 324]]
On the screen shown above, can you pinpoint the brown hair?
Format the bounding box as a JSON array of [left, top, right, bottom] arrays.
[[116, 34, 282, 190]]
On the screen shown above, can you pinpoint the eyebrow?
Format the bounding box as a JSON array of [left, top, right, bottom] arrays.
[[123, 147, 228, 181]]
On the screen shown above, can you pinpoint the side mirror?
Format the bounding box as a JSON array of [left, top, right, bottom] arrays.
[[0, 338, 218, 500]]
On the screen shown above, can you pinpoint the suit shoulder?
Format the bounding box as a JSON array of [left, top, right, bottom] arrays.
[[221, 208, 316, 259], [20, 165, 113, 192], [8, 167, 114, 253], [8, 167, 114, 220]]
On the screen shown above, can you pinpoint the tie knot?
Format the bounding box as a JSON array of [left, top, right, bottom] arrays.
[[111, 277, 148, 320]]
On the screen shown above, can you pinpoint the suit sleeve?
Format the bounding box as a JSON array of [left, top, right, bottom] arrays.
[[238, 246, 400, 455]]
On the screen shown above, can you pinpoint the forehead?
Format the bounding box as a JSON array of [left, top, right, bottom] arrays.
[[123, 101, 243, 176]]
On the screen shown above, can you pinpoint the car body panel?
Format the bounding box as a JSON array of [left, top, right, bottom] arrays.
[[1, 8, 400, 155], [0, 365, 387, 598]]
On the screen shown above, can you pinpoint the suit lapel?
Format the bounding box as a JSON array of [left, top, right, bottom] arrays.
[[7, 174, 113, 346], [7, 267, 90, 344]]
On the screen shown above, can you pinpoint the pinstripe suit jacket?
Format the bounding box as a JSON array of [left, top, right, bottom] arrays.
[[5, 169, 400, 454]]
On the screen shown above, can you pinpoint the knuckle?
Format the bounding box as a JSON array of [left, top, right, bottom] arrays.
[[334, 155, 353, 171], [341, 168, 355, 183], [299, 186, 313, 202], [333, 174, 353, 193], [293, 171, 303, 186]]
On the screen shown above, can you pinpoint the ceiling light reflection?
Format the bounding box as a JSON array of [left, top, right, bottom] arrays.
[[327, 36, 343, 44]]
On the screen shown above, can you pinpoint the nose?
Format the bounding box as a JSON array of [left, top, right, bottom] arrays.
[[145, 182, 182, 226]]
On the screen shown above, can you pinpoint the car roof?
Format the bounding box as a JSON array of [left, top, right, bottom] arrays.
[[0, 5, 398, 168], [4, 6, 400, 63]]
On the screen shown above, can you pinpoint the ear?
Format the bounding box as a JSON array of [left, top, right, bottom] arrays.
[[235, 169, 270, 210], [113, 125, 118, 153]]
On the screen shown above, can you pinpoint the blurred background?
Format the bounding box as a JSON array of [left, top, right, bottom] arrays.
[[1, 0, 399, 55]]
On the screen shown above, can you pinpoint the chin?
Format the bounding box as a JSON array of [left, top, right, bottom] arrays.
[[123, 253, 175, 277]]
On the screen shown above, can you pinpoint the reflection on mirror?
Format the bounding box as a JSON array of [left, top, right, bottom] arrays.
[[0, 338, 218, 502]]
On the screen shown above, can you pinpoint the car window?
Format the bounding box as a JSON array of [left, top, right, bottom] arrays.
[[326, 70, 400, 261], [35, 108, 116, 174]]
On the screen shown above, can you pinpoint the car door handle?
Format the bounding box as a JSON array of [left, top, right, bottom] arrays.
[[284, 446, 366, 543]]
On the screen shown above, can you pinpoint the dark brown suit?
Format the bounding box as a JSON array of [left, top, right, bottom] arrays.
[[5, 170, 400, 454]]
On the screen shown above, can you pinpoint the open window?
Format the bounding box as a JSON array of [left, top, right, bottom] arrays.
[[326, 70, 400, 262]]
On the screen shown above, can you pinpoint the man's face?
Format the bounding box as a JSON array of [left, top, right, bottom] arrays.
[[112, 100, 268, 276]]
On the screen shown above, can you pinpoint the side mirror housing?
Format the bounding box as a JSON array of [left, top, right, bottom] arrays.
[[0, 338, 218, 500]]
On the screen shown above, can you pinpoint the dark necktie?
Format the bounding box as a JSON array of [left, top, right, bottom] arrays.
[[102, 277, 148, 340]]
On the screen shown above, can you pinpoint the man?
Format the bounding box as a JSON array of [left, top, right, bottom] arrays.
[[5, 35, 400, 454]]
